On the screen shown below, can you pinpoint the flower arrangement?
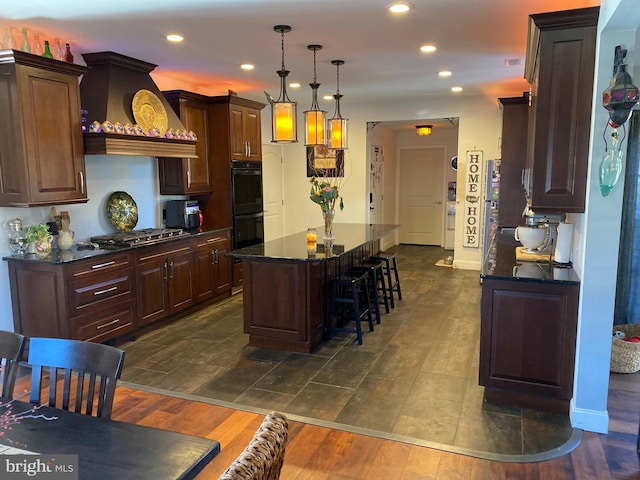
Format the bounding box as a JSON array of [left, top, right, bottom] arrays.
[[25, 223, 50, 244], [310, 177, 344, 240]]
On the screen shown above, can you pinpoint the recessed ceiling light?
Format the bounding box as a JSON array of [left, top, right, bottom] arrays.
[[388, 2, 412, 13], [451, 86, 463, 93], [166, 34, 184, 43], [420, 44, 436, 53], [438, 70, 452, 78], [323, 94, 333, 101], [289, 82, 301, 89], [241, 64, 254, 70]]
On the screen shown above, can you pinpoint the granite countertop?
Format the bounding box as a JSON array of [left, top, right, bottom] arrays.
[[481, 230, 580, 285], [2, 225, 232, 265], [229, 223, 400, 262]]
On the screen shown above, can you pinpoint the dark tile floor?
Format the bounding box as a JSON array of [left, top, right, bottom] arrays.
[[119, 244, 576, 461]]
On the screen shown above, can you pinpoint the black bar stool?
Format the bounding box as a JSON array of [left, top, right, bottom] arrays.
[[352, 258, 390, 323], [328, 270, 374, 345], [370, 252, 402, 308]]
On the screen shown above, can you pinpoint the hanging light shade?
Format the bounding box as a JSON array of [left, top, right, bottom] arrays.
[[327, 59, 348, 150], [304, 44, 327, 146], [603, 45, 639, 128], [268, 25, 297, 143], [416, 125, 433, 136]]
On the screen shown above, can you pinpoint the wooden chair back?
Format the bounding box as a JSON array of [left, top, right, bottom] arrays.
[[218, 411, 289, 480], [0, 331, 26, 399], [28, 337, 125, 419]]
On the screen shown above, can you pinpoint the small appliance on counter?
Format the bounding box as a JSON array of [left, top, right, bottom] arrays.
[[165, 200, 201, 230]]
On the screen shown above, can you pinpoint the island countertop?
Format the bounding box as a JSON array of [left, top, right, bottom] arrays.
[[228, 223, 400, 261]]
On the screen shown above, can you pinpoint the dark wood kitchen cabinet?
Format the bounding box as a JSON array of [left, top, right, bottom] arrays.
[[0, 50, 88, 207], [498, 94, 528, 228], [7, 252, 136, 342], [201, 95, 264, 228], [158, 90, 212, 194], [136, 240, 195, 326], [480, 277, 579, 413], [193, 231, 233, 302], [523, 7, 598, 213]]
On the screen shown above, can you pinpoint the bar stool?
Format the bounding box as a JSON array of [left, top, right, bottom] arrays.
[[370, 252, 402, 308], [328, 270, 374, 345], [351, 259, 390, 323]]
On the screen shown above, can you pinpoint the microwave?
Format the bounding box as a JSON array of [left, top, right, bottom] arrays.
[[165, 200, 201, 229]]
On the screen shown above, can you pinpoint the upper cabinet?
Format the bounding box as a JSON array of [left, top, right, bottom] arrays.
[[209, 95, 264, 162], [0, 50, 88, 207], [523, 7, 598, 213], [159, 90, 212, 194]]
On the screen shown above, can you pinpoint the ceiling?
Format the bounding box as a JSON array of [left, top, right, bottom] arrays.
[[1, 0, 599, 128]]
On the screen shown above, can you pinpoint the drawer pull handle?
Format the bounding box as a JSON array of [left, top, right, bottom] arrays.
[[206, 237, 222, 243], [94, 286, 118, 296], [96, 319, 120, 329], [91, 261, 116, 269]]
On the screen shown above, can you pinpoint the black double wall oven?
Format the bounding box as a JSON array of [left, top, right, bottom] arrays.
[[231, 161, 264, 250]]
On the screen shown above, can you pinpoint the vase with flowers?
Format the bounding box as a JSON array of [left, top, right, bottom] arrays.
[[25, 223, 52, 256], [310, 177, 344, 241]]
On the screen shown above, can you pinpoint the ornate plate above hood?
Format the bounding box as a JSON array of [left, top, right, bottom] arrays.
[[79, 51, 197, 159]]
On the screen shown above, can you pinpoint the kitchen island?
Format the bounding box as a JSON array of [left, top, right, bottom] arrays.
[[480, 231, 580, 413], [228, 223, 400, 353]]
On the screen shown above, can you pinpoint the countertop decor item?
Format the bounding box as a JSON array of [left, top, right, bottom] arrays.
[[132, 89, 168, 135], [309, 176, 344, 241], [106, 191, 138, 232], [25, 223, 53, 256]]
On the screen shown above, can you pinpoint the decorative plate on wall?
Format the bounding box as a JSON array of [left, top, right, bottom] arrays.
[[132, 89, 168, 135], [107, 191, 138, 232]]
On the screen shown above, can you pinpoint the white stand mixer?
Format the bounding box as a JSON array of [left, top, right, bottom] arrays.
[[517, 205, 566, 254]]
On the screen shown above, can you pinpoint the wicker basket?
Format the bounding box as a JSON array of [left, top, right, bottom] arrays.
[[611, 323, 640, 373]]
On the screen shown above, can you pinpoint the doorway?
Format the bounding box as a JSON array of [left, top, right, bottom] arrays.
[[262, 144, 284, 241], [399, 147, 445, 245]]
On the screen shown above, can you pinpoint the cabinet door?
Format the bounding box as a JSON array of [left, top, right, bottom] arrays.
[[194, 243, 215, 302], [479, 279, 578, 400], [213, 239, 232, 294], [168, 250, 195, 313], [229, 105, 262, 161], [0, 62, 87, 206], [498, 95, 528, 227], [525, 9, 597, 212], [244, 107, 262, 161], [136, 256, 170, 326]]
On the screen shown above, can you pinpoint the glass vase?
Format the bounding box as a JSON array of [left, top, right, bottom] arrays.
[[322, 209, 335, 241], [599, 133, 624, 197]]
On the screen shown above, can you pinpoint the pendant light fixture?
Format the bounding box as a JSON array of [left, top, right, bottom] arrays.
[[304, 44, 327, 146], [267, 25, 297, 143], [327, 59, 348, 150]]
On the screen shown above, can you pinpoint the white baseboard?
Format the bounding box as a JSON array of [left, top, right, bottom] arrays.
[[569, 398, 609, 434]]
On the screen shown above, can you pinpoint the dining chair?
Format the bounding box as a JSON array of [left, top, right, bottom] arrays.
[[28, 337, 125, 419], [218, 411, 289, 480], [0, 331, 26, 399]]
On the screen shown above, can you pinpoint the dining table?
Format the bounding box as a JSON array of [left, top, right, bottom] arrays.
[[0, 397, 220, 479]]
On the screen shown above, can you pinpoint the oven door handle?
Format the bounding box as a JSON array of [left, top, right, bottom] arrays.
[[234, 212, 264, 220]]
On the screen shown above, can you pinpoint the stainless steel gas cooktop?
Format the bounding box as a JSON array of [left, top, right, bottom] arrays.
[[90, 228, 185, 249]]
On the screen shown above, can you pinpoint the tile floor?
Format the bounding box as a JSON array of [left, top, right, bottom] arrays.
[[119, 244, 576, 461]]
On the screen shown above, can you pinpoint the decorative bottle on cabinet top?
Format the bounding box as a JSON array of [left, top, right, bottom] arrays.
[[63, 43, 74, 63], [42, 40, 53, 58]]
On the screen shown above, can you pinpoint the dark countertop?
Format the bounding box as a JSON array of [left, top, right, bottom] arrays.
[[481, 230, 580, 285], [229, 223, 400, 261], [2, 225, 232, 265]]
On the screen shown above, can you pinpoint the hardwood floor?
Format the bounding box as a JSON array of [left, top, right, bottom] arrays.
[[103, 371, 639, 480]]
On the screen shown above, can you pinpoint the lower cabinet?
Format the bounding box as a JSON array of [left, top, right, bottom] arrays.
[[136, 240, 195, 326], [6, 229, 232, 344], [479, 278, 579, 413], [193, 231, 232, 302]]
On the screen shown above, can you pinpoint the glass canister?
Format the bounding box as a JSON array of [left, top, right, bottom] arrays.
[[5, 218, 28, 255]]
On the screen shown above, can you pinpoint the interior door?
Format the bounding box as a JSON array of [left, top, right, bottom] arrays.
[[262, 144, 284, 241], [399, 147, 445, 245]]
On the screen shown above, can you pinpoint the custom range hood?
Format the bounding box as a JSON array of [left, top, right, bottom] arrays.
[[80, 51, 196, 158]]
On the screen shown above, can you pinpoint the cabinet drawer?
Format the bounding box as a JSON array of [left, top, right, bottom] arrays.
[[192, 231, 231, 250], [68, 267, 135, 313], [136, 240, 192, 263], [67, 252, 133, 279], [74, 301, 136, 342]]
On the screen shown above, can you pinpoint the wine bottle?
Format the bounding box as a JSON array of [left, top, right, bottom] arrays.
[[33, 32, 43, 55], [63, 43, 74, 63], [20, 28, 31, 53], [42, 40, 53, 58]]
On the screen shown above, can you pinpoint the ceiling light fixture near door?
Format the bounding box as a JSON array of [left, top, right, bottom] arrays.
[[328, 59, 348, 150], [304, 44, 327, 147], [266, 25, 297, 143], [416, 125, 432, 136]]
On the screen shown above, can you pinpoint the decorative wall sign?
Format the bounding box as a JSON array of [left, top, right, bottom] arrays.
[[463, 150, 482, 248], [307, 145, 344, 177]]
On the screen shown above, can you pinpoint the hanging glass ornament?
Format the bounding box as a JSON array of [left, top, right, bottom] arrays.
[[599, 129, 624, 197]]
